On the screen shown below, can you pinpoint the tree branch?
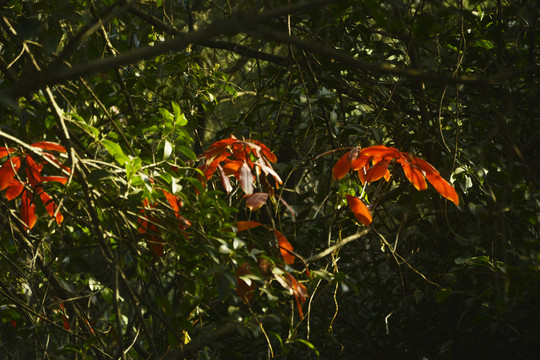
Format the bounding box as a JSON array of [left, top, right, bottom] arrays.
[[306, 228, 371, 263]]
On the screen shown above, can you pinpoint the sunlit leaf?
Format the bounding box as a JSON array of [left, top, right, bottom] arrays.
[[238, 162, 254, 195], [0, 147, 15, 158], [163, 140, 173, 160], [250, 139, 277, 163], [274, 230, 295, 265], [38, 188, 63, 224], [25, 155, 43, 185], [346, 195, 372, 226], [359, 145, 401, 159], [41, 176, 69, 184], [21, 190, 37, 230], [31, 141, 66, 153], [399, 161, 428, 191], [332, 151, 352, 180], [426, 173, 459, 205], [0, 156, 21, 190], [364, 160, 391, 183], [274, 272, 308, 319], [217, 164, 233, 193], [5, 179, 24, 200]]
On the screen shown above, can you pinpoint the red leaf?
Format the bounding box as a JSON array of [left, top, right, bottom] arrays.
[[350, 155, 370, 171], [274, 230, 295, 265], [332, 151, 353, 180], [274, 272, 308, 319], [0, 156, 21, 190], [162, 190, 180, 213], [5, 179, 24, 200], [250, 140, 278, 163], [399, 161, 428, 191], [25, 155, 43, 186], [38, 189, 63, 224], [346, 195, 372, 226], [238, 162, 254, 195], [426, 173, 459, 206], [236, 263, 256, 303], [32, 141, 66, 153], [21, 190, 37, 230], [236, 221, 264, 232], [0, 147, 15, 159], [410, 155, 439, 176], [364, 160, 391, 183], [222, 160, 243, 175], [147, 235, 164, 256], [359, 145, 401, 160], [246, 193, 269, 210], [62, 316, 70, 330], [41, 176, 68, 185]]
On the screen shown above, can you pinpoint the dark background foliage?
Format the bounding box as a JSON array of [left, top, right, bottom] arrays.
[[0, 0, 538, 359]]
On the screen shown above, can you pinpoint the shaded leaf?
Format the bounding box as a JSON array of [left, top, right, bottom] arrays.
[[246, 193, 269, 210], [236, 221, 264, 232]]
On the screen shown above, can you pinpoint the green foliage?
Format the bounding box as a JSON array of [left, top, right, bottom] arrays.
[[0, 0, 538, 359]]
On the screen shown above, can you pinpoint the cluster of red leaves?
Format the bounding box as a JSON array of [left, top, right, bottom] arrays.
[[332, 145, 459, 226], [137, 189, 190, 256], [198, 135, 282, 209], [0, 142, 69, 230], [233, 221, 308, 319]]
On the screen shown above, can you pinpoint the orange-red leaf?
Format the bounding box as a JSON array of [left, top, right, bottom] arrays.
[[350, 155, 370, 171], [222, 160, 243, 175], [25, 155, 43, 186], [274, 230, 295, 265], [5, 179, 24, 200], [364, 160, 391, 183], [399, 161, 428, 191], [0, 147, 15, 159], [251, 140, 277, 163], [0, 156, 21, 190], [41, 176, 68, 184], [332, 152, 352, 180], [274, 272, 308, 319], [359, 145, 401, 160], [38, 189, 63, 224], [426, 173, 459, 206], [236, 221, 264, 232], [32, 141, 66, 153], [162, 190, 180, 213], [21, 190, 37, 230], [409, 155, 439, 175], [246, 193, 269, 210], [346, 195, 372, 226]]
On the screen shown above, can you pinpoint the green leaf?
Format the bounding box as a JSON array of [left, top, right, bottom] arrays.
[[178, 145, 197, 161], [102, 139, 129, 166], [163, 140, 173, 160], [435, 288, 453, 303]]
